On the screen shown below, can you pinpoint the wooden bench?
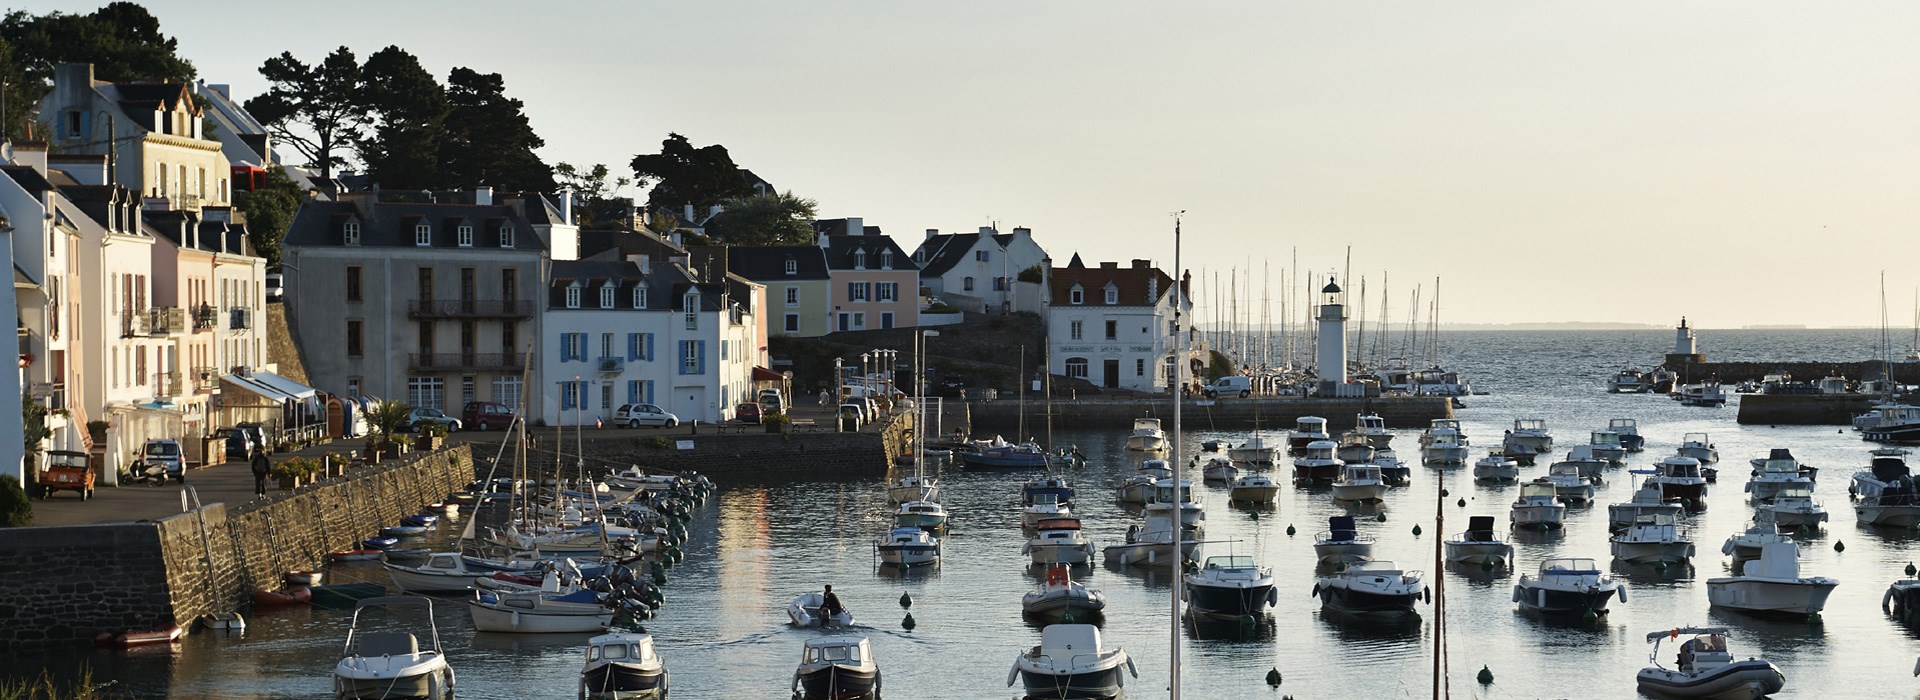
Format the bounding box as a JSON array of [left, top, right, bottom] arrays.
[[789, 419, 821, 432]]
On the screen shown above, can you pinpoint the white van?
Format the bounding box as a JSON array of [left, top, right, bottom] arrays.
[[1202, 376, 1253, 398]]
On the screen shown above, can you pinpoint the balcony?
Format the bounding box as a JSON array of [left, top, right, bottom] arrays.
[[597, 356, 625, 373], [408, 352, 525, 372], [193, 367, 220, 391], [141, 194, 203, 212], [148, 307, 186, 336], [28, 382, 65, 411], [156, 372, 183, 398], [121, 312, 148, 337], [191, 304, 217, 332], [229, 307, 253, 330], [408, 299, 533, 319]]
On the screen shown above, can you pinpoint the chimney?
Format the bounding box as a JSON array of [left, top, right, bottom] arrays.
[[682, 204, 695, 224], [845, 217, 862, 236], [1131, 259, 1150, 269], [9, 142, 48, 175], [925, 228, 938, 241], [978, 226, 993, 235], [474, 185, 493, 206], [1100, 261, 1118, 270], [560, 189, 573, 226], [1013, 226, 1030, 239]]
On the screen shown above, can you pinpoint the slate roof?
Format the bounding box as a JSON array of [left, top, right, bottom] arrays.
[[913, 232, 981, 277], [726, 246, 829, 282], [815, 220, 919, 272], [1050, 262, 1177, 308], [283, 200, 544, 251], [550, 259, 748, 314], [145, 211, 254, 257]]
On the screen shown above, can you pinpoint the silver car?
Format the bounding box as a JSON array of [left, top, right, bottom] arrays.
[[614, 403, 679, 428]]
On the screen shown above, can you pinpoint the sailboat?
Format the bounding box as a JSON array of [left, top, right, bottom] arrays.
[[1229, 399, 1279, 464]]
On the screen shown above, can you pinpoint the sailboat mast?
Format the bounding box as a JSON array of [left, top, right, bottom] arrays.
[[1017, 345, 1026, 443], [1432, 449, 1448, 699], [1169, 211, 1186, 700]]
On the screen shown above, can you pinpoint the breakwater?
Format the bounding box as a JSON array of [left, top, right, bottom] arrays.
[[1666, 360, 1920, 384], [493, 412, 913, 486], [1736, 394, 1879, 425], [959, 396, 1453, 432]]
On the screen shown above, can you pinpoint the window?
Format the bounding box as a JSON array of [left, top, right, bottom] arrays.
[[502, 269, 519, 302], [407, 377, 445, 410], [1065, 357, 1089, 379], [417, 268, 434, 301], [461, 376, 476, 406], [1070, 320, 1083, 340], [347, 377, 362, 396], [784, 257, 797, 276], [720, 339, 730, 360], [457, 225, 473, 247], [679, 340, 706, 375], [343, 222, 360, 246], [976, 250, 989, 262], [499, 226, 514, 247], [1070, 286, 1083, 304], [565, 284, 581, 309], [347, 320, 363, 356], [418, 321, 434, 354], [880, 250, 893, 269], [502, 322, 517, 356], [876, 282, 897, 301], [64, 110, 82, 140], [559, 381, 582, 411], [460, 321, 476, 354], [785, 314, 800, 332], [963, 277, 975, 292], [599, 285, 615, 309], [1105, 286, 1118, 304], [853, 249, 867, 269], [1137, 358, 1146, 376], [561, 332, 585, 361], [785, 287, 799, 306], [848, 282, 869, 301], [633, 285, 647, 308], [415, 223, 431, 246], [1105, 320, 1117, 340], [492, 376, 523, 410], [346, 266, 362, 302], [627, 333, 653, 361], [197, 167, 206, 199], [684, 293, 699, 331], [881, 312, 894, 329]]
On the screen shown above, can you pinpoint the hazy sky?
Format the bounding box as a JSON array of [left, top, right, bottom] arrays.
[[24, 1, 1920, 327]]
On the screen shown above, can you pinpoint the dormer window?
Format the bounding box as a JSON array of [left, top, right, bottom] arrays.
[[853, 249, 867, 270], [632, 284, 648, 308], [1069, 285, 1084, 305], [565, 283, 581, 309], [599, 284, 615, 309], [683, 292, 700, 330], [414, 224, 431, 246], [784, 256, 797, 276], [343, 221, 361, 246], [1104, 284, 1118, 304], [457, 225, 473, 247], [880, 250, 893, 270], [499, 226, 514, 247]]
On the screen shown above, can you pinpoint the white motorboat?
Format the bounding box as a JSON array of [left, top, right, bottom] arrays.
[[1312, 561, 1427, 616], [1609, 472, 1685, 531], [1514, 557, 1623, 616], [1678, 432, 1720, 464], [1883, 578, 1920, 620], [1542, 462, 1595, 504], [787, 591, 853, 628], [1287, 416, 1331, 453], [1184, 555, 1277, 619], [1721, 517, 1792, 563], [1650, 456, 1710, 508], [1022, 565, 1106, 622], [1353, 413, 1393, 448], [333, 596, 456, 700], [1510, 481, 1566, 529], [1559, 446, 1612, 482], [1200, 455, 1239, 483], [1422, 430, 1469, 467], [1228, 435, 1281, 465], [1472, 452, 1519, 482], [1312, 515, 1375, 564], [1862, 404, 1920, 443], [1227, 473, 1280, 503], [468, 588, 612, 634], [1678, 381, 1729, 407], [1853, 448, 1920, 527], [386, 552, 489, 593], [1023, 517, 1095, 565], [1100, 514, 1198, 569], [1114, 460, 1170, 504], [1335, 431, 1376, 464], [581, 632, 667, 700], [1331, 462, 1387, 503], [1706, 541, 1837, 617], [1443, 516, 1514, 568], [792, 636, 880, 700], [1292, 440, 1343, 483], [1587, 431, 1628, 464], [1006, 624, 1136, 699], [1745, 449, 1813, 503], [1755, 488, 1827, 529], [1502, 418, 1554, 464], [894, 500, 950, 529], [1023, 474, 1075, 507], [877, 526, 942, 567], [1635, 628, 1784, 699], [1373, 448, 1411, 485], [1143, 478, 1204, 528], [1610, 417, 1646, 452], [1608, 367, 1651, 393], [886, 475, 939, 504], [1126, 417, 1166, 452], [1609, 513, 1695, 564], [1023, 494, 1074, 530]]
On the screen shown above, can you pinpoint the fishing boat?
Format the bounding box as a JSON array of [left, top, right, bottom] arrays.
[[1587, 431, 1628, 464], [253, 586, 313, 607], [1419, 419, 1467, 447], [1745, 449, 1813, 503], [1650, 456, 1710, 509], [1291, 440, 1343, 484], [1199, 454, 1238, 483], [1473, 452, 1519, 482], [1184, 555, 1277, 619], [1287, 416, 1331, 453], [1443, 516, 1514, 567], [886, 475, 939, 504], [876, 526, 942, 567], [329, 549, 385, 562], [468, 588, 612, 633], [1100, 514, 1198, 569], [961, 436, 1049, 469], [1542, 462, 1595, 504], [1227, 473, 1280, 503], [1610, 418, 1646, 452], [792, 636, 880, 700], [1883, 578, 1920, 620], [1502, 418, 1554, 464], [1852, 447, 1920, 527], [580, 632, 667, 700], [1705, 541, 1837, 617], [1143, 478, 1204, 528], [1510, 481, 1566, 530], [1336, 431, 1376, 464], [1022, 564, 1107, 622], [1229, 435, 1281, 465], [96, 625, 185, 647], [1312, 515, 1374, 564], [1006, 624, 1136, 699], [333, 596, 456, 700], [1024, 517, 1095, 565], [1331, 462, 1387, 503], [1755, 488, 1827, 529], [1126, 417, 1166, 452], [1610, 472, 1685, 530], [1023, 474, 1075, 507], [1312, 561, 1427, 616], [1610, 514, 1696, 564], [1721, 517, 1792, 563], [1558, 446, 1612, 482], [1678, 381, 1729, 407], [1116, 459, 1173, 505], [1678, 433, 1720, 464], [1422, 431, 1469, 467], [894, 500, 950, 530], [1609, 368, 1651, 393], [1353, 413, 1393, 448], [1023, 494, 1074, 530], [787, 592, 853, 628], [1863, 404, 1920, 443], [1372, 447, 1411, 485], [1635, 628, 1784, 699], [386, 552, 491, 593], [1648, 368, 1679, 394], [1513, 557, 1623, 616]]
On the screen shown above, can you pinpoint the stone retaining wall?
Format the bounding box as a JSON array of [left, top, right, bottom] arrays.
[[1735, 394, 1878, 426], [960, 397, 1454, 432], [1666, 360, 1920, 385], [484, 412, 913, 486]]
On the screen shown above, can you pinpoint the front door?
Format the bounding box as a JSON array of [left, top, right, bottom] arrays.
[[1103, 359, 1120, 389]]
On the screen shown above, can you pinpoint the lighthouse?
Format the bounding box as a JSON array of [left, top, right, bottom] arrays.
[[1674, 317, 1696, 355], [1316, 277, 1348, 397], [1665, 316, 1707, 379]]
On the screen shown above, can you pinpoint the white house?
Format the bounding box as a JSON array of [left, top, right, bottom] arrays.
[[1044, 257, 1190, 393], [911, 225, 1047, 314]]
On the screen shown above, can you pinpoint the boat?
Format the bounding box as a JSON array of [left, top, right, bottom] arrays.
[[1678, 381, 1729, 407], [1745, 449, 1813, 503], [1678, 433, 1720, 464], [1006, 624, 1136, 699], [386, 552, 491, 593], [1331, 462, 1387, 503], [1510, 481, 1566, 529], [1228, 434, 1281, 465], [894, 500, 950, 530], [1100, 514, 1198, 569], [1022, 564, 1107, 622], [1115, 473, 1156, 505], [1609, 473, 1685, 531], [1862, 404, 1920, 443], [285, 570, 324, 587], [961, 436, 1049, 469], [1227, 473, 1280, 503], [876, 526, 942, 567], [792, 636, 880, 700], [1852, 447, 1920, 527], [199, 612, 246, 631], [1287, 416, 1330, 453], [1291, 440, 1343, 483], [1023, 474, 1075, 506], [1501, 418, 1554, 464], [1023, 494, 1074, 529], [581, 632, 667, 700], [1513, 557, 1623, 616], [1650, 456, 1710, 509], [1609, 368, 1651, 393], [333, 596, 456, 700], [1610, 514, 1696, 564], [1143, 478, 1204, 528], [1336, 431, 1375, 464], [1199, 454, 1238, 483], [1312, 515, 1374, 564], [401, 514, 439, 527], [1184, 555, 1277, 619], [253, 586, 313, 607], [1312, 561, 1427, 616], [363, 536, 401, 550], [1443, 516, 1514, 567], [886, 475, 939, 504], [1372, 448, 1411, 485], [1648, 367, 1679, 394], [787, 592, 853, 628], [1472, 452, 1518, 482], [469, 587, 612, 633], [1024, 517, 1094, 565], [1705, 541, 1837, 617], [95, 625, 185, 647], [1587, 431, 1628, 464], [311, 582, 391, 610], [1635, 627, 1784, 699], [1610, 418, 1646, 452], [1353, 413, 1393, 448], [1126, 417, 1166, 452], [1755, 488, 1827, 529], [1721, 517, 1793, 563], [382, 524, 431, 538], [1542, 462, 1595, 504], [1422, 431, 1470, 467], [329, 549, 385, 562], [1555, 447, 1612, 484], [1419, 419, 1467, 447], [1884, 577, 1920, 620]]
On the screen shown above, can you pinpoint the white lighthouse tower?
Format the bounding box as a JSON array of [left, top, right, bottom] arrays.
[[1316, 277, 1348, 397], [1673, 317, 1696, 355]]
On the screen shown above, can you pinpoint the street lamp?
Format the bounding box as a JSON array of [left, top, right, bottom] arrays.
[[861, 352, 873, 397], [833, 357, 844, 403]]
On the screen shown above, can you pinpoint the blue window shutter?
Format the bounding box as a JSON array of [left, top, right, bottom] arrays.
[[579, 381, 589, 410], [645, 333, 654, 361], [561, 384, 574, 410], [677, 341, 687, 375], [627, 380, 637, 404], [698, 341, 707, 374], [627, 333, 638, 361]]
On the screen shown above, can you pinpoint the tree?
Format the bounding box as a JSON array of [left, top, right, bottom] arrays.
[[439, 67, 553, 192], [245, 47, 363, 182], [629, 133, 755, 215], [0, 3, 196, 141], [21, 390, 47, 459], [0, 475, 29, 527], [706, 191, 818, 246], [234, 167, 305, 268], [554, 162, 632, 229], [357, 46, 448, 191]]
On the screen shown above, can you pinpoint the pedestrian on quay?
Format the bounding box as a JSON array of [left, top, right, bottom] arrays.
[[250, 448, 271, 496], [819, 388, 830, 406]]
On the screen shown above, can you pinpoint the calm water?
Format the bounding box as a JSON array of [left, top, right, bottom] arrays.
[[17, 329, 1920, 699]]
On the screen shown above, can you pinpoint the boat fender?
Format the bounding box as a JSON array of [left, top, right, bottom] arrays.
[[1538, 589, 1547, 610], [1310, 584, 1321, 598], [1423, 587, 1431, 604], [1511, 586, 1521, 603], [511, 610, 520, 629], [1617, 587, 1627, 603], [1268, 588, 1278, 606], [1886, 587, 1897, 613], [1006, 663, 1020, 687]]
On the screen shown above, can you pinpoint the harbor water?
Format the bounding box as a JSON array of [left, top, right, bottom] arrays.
[[12, 329, 1920, 698]]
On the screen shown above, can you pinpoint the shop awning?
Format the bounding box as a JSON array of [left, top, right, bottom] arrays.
[[752, 366, 785, 382], [222, 374, 297, 403], [248, 370, 318, 401]]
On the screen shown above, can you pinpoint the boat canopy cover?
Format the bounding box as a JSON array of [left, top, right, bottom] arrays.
[[1466, 516, 1495, 540], [1041, 624, 1103, 659], [1873, 455, 1911, 481], [1768, 448, 1794, 461], [1329, 516, 1357, 540], [1746, 542, 1802, 579], [554, 589, 601, 605]]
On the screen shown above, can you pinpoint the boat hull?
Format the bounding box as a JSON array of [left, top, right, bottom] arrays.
[[1855, 503, 1920, 527], [1707, 578, 1837, 616], [1115, 482, 1152, 504], [385, 567, 476, 594], [1312, 541, 1373, 564], [1228, 485, 1280, 503], [1331, 482, 1386, 502], [1609, 503, 1684, 531], [581, 663, 667, 700], [1513, 584, 1615, 615], [1027, 543, 1092, 566], [1443, 541, 1514, 567], [877, 544, 940, 567], [1635, 660, 1783, 700], [1018, 666, 1128, 700], [334, 667, 454, 700], [1658, 482, 1708, 505], [1610, 540, 1695, 564], [468, 599, 612, 633], [1473, 464, 1518, 482], [1186, 582, 1275, 618], [1423, 446, 1468, 466], [1102, 541, 1195, 569], [1021, 590, 1106, 621], [1510, 504, 1565, 529], [796, 665, 879, 700], [1126, 435, 1165, 452], [1293, 464, 1341, 483], [1314, 585, 1420, 615]]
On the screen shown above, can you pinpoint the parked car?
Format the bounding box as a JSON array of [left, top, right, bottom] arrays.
[[461, 401, 517, 431], [405, 407, 462, 432], [614, 403, 679, 428], [1201, 375, 1253, 398], [758, 390, 785, 415], [236, 423, 269, 453], [265, 272, 284, 302], [142, 439, 185, 480], [735, 402, 763, 424], [837, 403, 865, 431], [215, 427, 255, 460]]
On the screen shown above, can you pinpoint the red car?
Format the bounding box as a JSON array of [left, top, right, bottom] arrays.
[[735, 402, 762, 424], [461, 401, 517, 431]]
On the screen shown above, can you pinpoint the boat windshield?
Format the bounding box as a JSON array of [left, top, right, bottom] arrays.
[[1514, 419, 1547, 432], [1777, 489, 1814, 500], [1431, 420, 1461, 430], [1133, 419, 1161, 431], [1520, 483, 1556, 498], [1684, 433, 1709, 444], [1610, 418, 1638, 430], [1204, 556, 1256, 570], [1663, 460, 1701, 478], [1591, 432, 1620, 445], [1541, 557, 1599, 574]]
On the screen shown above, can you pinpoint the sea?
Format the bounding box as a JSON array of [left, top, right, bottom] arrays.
[[13, 328, 1920, 699]]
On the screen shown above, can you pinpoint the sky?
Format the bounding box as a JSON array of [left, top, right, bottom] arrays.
[[22, 1, 1920, 327]]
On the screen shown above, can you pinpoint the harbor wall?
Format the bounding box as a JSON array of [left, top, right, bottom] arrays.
[[1666, 361, 1920, 384], [959, 397, 1454, 432], [0, 522, 171, 645], [491, 412, 913, 486], [1735, 394, 1878, 426]]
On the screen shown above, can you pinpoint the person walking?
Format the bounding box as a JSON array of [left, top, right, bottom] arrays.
[[250, 448, 271, 497], [818, 388, 830, 407]]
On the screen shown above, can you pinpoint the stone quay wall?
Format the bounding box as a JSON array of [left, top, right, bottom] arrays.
[[1736, 394, 1880, 426], [0, 522, 170, 646], [488, 412, 914, 487], [958, 396, 1454, 433], [1666, 360, 1920, 385]]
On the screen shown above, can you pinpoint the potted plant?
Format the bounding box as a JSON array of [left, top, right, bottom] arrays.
[[271, 458, 305, 490], [414, 422, 448, 451], [86, 420, 109, 443], [366, 400, 415, 457], [763, 413, 791, 434], [325, 452, 348, 477]]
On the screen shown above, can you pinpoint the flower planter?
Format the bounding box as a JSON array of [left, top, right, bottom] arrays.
[[415, 435, 443, 451], [277, 475, 303, 490]]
